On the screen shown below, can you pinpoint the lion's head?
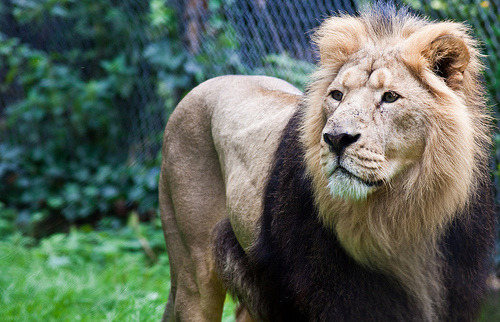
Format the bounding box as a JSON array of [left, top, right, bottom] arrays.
[[300, 6, 490, 318]]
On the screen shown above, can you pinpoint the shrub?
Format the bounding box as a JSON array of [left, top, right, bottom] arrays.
[[0, 0, 177, 234]]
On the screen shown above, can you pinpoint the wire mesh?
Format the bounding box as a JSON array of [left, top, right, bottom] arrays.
[[170, 0, 356, 77], [0, 0, 498, 221], [1, 0, 498, 160]]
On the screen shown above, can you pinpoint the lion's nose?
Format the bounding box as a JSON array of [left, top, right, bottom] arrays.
[[323, 132, 360, 155]]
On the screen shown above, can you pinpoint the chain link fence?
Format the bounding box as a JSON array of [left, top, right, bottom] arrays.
[[171, 0, 500, 100], [169, 0, 356, 73], [0, 0, 164, 161], [0, 0, 498, 161], [0, 0, 498, 230]]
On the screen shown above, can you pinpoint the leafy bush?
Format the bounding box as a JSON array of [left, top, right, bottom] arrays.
[[0, 0, 177, 234], [0, 202, 17, 236], [0, 0, 252, 235], [257, 53, 315, 91]]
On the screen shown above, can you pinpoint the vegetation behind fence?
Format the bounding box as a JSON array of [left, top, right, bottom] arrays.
[[0, 0, 498, 258]]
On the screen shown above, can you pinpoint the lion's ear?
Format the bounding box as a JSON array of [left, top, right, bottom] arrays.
[[403, 23, 474, 90], [313, 16, 366, 69], [423, 35, 470, 81]]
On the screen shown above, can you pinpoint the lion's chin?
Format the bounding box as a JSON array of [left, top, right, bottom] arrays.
[[327, 167, 382, 201]]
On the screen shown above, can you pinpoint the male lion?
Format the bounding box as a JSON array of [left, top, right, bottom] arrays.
[[160, 4, 496, 321]]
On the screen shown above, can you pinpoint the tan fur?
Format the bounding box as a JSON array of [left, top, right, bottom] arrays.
[[302, 11, 490, 321], [160, 75, 300, 321], [160, 10, 490, 322]]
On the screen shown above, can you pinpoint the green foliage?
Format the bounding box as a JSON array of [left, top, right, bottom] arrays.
[[480, 293, 500, 322], [0, 0, 175, 231], [0, 202, 17, 236], [0, 219, 238, 321], [145, 0, 209, 110], [258, 53, 315, 91], [193, 1, 246, 77]]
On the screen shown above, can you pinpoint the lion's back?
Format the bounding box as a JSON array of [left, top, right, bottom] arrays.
[[162, 75, 302, 250]]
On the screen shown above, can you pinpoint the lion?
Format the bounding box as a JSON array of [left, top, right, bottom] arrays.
[[159, 4, 496, 321]]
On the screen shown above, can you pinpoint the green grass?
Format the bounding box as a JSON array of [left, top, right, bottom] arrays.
[[0, 217, 497, 321], [0, 218, 236, 321], [0, 230, 167, 320]]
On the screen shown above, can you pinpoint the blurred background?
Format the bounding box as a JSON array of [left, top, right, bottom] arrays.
[[0, 0, 498, 320]]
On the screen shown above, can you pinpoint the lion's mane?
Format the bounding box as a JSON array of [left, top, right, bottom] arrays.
[[213, 4, 496, 321], [300, 6, 492, 319]]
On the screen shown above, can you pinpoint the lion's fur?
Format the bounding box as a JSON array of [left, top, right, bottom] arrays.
[[160, 75, 301, 321], [160, 4, 495, 321], [301, 7, 491, 319]]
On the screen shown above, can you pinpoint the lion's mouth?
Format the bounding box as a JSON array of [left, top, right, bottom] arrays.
[[335, 167, 384, 187]]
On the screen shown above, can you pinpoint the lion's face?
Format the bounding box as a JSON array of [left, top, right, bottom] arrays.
[[319, 50, 428, 200]]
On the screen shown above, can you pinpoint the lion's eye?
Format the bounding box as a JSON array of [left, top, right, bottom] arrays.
[[382, 91, 400, 103], [331, 90, 343, 101]]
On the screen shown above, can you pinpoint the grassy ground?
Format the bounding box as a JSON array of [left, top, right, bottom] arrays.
[[0, 217, 497, 321], [0, 218, 236, 321]]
